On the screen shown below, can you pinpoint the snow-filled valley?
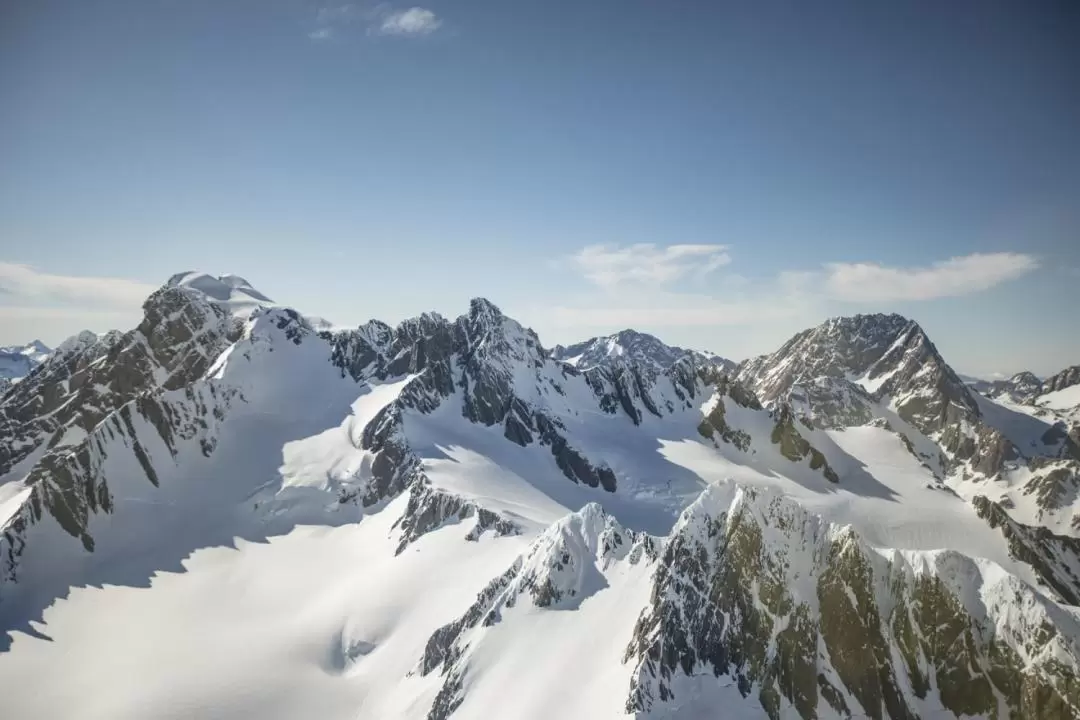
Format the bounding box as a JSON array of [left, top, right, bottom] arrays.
[[1, 272, 1079, 719]]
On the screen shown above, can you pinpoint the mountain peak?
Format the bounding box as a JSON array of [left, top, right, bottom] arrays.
[[164, 271, 274, 310], [552, 328, 733, 373], [467, 297, 504, 322]]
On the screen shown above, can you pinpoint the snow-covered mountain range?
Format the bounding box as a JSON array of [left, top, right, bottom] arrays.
[[0, 273, 1078, 720], [0, 341, 51, 393], [552, 328, 736, 373]]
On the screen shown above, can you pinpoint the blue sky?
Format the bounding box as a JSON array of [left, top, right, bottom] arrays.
[[1, 0, 1078, 376]]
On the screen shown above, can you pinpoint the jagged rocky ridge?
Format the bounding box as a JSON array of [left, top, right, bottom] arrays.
[[735, 314, 1075, 479], [421, 483, 1080, 720], [391, 479, 521, 555], [552, 328, 735, 373], [973, 366, 1080, 405], [420, 503, 657, 720], [625, 483, 1080, 720], [1, 277, 839, 615], [327, 299, 838, 507], [973, 371, 1045, 404], [3, 274, 1080, 719]]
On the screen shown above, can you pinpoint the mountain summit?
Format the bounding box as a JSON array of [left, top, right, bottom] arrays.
[[552, 328, 735, 373], [0, 273, 1078, 720]]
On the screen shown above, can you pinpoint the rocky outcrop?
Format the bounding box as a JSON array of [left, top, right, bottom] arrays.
[[973, 495, 1080, 606], [419, 503, 655, 720], [532, 413, 618, 491], [552, 329, 734, 374], [939, 421, 1020, 478], [977, 371, 1044, 403], [787, 376, 876, 429], [1, 381, 238, 593], [734, 313, 1064, 480], [0, 285, 241, 479], [391, 479, 519, 554], [696, 376, 760, 452], [769, 406, 840, 483], [1044, 366, 1080, 395], [735, 314, 980, 438], [1022, 458, 1080, 517], [625, 484, 1080, 720]]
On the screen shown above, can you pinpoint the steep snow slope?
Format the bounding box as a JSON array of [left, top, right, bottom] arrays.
[[0, 492, 528, 720], [0, 274, 1078, 720]]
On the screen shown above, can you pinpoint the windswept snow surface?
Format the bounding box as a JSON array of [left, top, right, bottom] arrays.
[[277, 375, 417, 498], [407, 389, 709, 535], [1040, 384, 1080, 412], [0, 386, 1050, 718], [2, 281, 1078, 720], [167, 271, 274, 317], [660, 424, 1037, 586], [0, 494, 528, 720]]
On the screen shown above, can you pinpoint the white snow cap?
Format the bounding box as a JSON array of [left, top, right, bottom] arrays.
[[165, 271, 274, 316]]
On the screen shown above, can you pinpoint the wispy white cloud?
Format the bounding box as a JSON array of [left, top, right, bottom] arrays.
[[0, 263, 156, 308], [822, 252, 1038, 302], [309, 4, 441, 41], [0, 263, 155, 344], [571, 243, 731, 289], [555, 245, 1038, 334], [376, 7, 441, 36]]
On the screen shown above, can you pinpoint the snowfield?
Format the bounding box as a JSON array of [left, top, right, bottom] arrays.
[[0, 495, 527, 720], [1, 276, 1078, 720]]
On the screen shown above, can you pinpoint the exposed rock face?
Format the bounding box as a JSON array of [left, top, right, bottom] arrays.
[[735, 313, 1047, 479], [939, 421, 1021, 478], [1022, 458, 1080, 518], [969, 365, 1080, 407], [391, 479, 519, 554], [787, 376, 876, 429], [0, 286, 241, 480], [738, 314, 980, 436], [4, 273, 1080, 720], [419, 503, 655, 720], [625, 484, 1080, 720], [552, 328, 734, 373], [0, 291, 304, 595], [3, 382, 239, 577], [769, 407, 840, 483], [977, 371, 1045, 403], [737, 313, 913, 402], [332, 299, 625, 499], [696, 380, 758, 452], [584, 359, 667, 424], [972, 495, 1080, 606], [1044, 366, 1080, 395], [694, 375, 840, 484]]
